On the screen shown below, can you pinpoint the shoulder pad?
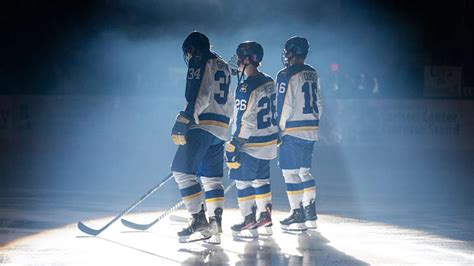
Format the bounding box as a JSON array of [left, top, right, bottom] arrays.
[[277, 68, 288, 77], [188, 55, 205, 67], [237, 82, 250, 94], [216, 58, 228, 70]]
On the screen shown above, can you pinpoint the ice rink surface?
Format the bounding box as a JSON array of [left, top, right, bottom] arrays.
[[1, 190, 473, 266]]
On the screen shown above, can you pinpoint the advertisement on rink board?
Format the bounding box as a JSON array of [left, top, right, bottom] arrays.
[[320, 99, 473, 149], [0, 96, 473, 150], [423, 65, 463, 98]]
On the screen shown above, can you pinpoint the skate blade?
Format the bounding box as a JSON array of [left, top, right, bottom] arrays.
[[178, 231, 212, 243], [231, 229, 258, 239], [204, 234, 221, 245], [282, 230, 307, 235], [258, 226, 273, 236], [281, 222, 308, 232], [305, 220, 317, 230]]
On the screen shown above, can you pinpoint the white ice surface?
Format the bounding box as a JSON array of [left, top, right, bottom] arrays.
[[1, 209, 473, 265]]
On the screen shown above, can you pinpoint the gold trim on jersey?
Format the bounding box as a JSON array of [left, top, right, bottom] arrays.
[[243, 139, 278, 148], [284, 126, 319, 133], [199, 120, 229, 128]]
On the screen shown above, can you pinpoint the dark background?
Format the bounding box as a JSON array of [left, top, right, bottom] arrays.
[[1, 0, 473, 96], [0, 0, 473, 242]]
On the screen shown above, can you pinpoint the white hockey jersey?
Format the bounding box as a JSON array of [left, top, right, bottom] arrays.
[[231, 72, 278, 160], [183, 52, 234, 141], [276, 64, 322, 141]]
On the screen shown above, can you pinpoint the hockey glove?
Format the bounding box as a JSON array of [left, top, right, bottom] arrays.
[[171, 112, 192, 145], [225, 137, 244, 169]]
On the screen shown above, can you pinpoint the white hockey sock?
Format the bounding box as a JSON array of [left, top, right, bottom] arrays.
[[300, 168, 316, 206], [201, 176, 224, 217], [236, 180, 255, 217], [283, 169, 304, 210], [303, 187, 316, 206], [253, 179, 272, 214], [173, 171, 203, 214]]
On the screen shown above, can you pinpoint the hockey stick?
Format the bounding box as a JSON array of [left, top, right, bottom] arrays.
[[121, 181, 236, 231], [77, 173, 174, 236], [169, 214, 188, 223]]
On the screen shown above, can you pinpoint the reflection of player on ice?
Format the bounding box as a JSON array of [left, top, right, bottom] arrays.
[[225, 41, 278, 238], [170, 31, 233, 243], [276, 37, 322, 231]]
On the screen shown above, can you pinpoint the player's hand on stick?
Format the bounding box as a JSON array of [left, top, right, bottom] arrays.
[[225, 138, 244, 169]]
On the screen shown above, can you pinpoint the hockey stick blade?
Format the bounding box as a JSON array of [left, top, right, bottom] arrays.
[[77, 173, 173, 236], [120, 219, 150, 231], [77, 221, 102, 236], [121, 181, 236, 231], [121, 200, 184, 230]]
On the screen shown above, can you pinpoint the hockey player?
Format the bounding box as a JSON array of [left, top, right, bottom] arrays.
[[225, 41, 278, 238], [276, 36, 322, 231], [171, 31, 233, 243]]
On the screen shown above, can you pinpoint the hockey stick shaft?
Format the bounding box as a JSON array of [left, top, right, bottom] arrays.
[[121, 181, 236, 230], [77, 173, 174, 236]]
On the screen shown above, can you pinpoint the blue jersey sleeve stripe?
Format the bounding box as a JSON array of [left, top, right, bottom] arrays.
[[234, 87, 252, 138], [183, 57, 208, 117], [276, 71, 289, 127], [286, 120, 319, 128], [247, 133, 279, 143], [198, 113, 230, 124]]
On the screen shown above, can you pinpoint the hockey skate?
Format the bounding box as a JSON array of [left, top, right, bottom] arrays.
[[231, 206, 258, 239], [204, 207, 223, 245], [280, 204, 308, 232], [178, 207, 212, 243], [304, 199, 318, 230], [255, 203, 273, 236]]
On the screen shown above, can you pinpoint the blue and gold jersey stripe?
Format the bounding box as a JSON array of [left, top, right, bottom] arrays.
[[199, 113, 230, 128], [243, 133, 279, 148], [286, 120, 319, 128]]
